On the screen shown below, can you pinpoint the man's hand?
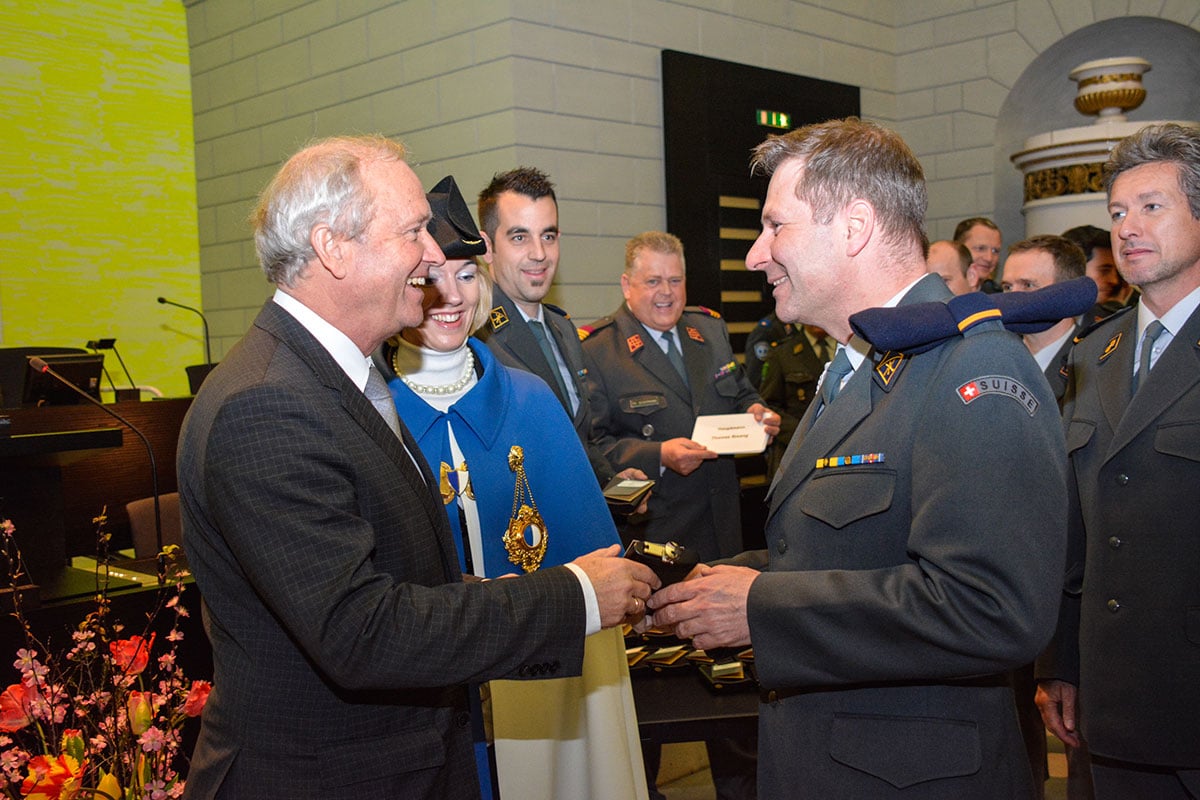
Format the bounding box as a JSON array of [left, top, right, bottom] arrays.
[[660, 438, 717, 476], [572, 544, 661, 628], [747, 402, 781, 440], [1036, 679, 1081, 748], [614, 467, 652, 515], [646, 564, 756, 650]]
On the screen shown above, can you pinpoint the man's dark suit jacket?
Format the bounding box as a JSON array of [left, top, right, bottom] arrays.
[[1038, 302, 1200, 767], [476, 285, 615, 483], [735, 275, 1068, 797], [177, 301, 586, 800], [581, 305, 762, 561]]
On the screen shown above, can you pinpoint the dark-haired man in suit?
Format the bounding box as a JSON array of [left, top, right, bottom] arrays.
[[474, 167, 619, 485], [177, 136, 657, 800]]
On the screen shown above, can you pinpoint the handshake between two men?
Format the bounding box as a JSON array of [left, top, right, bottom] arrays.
[[572, 542, 756, 651]]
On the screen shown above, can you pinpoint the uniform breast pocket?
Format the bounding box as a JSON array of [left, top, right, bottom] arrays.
[[619, 393, 668, 416], [713, 371, 742, 398], [1066, 419, 1096, 455], [1154, 420, 1200, 463], [799, 468, 895, 529]]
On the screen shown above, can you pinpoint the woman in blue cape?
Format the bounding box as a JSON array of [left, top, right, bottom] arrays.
[[373, 176, 647, 800]]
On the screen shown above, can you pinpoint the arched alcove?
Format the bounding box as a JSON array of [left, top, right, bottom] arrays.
[[993, 17, 1200, 248]]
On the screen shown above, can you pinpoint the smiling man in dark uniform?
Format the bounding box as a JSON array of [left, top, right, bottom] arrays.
[[648, 119, 1069, 799], [474, 167, 618, 485]]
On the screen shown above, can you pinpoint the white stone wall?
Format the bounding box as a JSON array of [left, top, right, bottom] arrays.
[[185, 0, 1200, 354]]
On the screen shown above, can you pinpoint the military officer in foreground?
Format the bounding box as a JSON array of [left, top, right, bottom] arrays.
[[648, 118, 1071, 799]]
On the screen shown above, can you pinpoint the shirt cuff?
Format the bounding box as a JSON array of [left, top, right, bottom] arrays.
[[564, 562, 601, 636]]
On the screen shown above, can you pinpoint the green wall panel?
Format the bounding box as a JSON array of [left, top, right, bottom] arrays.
[[0, 0, 201, 398]]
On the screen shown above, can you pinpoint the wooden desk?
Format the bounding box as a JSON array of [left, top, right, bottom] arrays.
[[1, 398, 190, 559]]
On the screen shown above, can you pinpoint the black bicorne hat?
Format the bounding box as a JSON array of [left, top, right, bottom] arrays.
[[426, 175, 487, 260]]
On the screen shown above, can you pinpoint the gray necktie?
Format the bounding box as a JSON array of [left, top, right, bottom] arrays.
[[663, 329, 689, 385], [528, 319, 572, 402], [820, 346, 853, 409], [1134, 320, 1166, 393], [365, 366, 402, 439]]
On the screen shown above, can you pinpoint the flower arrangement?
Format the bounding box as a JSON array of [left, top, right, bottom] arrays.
[[0, 512, 210, 799]]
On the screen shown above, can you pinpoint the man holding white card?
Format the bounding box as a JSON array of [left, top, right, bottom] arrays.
[[581, 230, 776, 800], [582, 231, 777, 562]]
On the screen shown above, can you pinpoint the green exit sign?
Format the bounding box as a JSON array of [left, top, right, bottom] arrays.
[[756, 109, 791, 129]]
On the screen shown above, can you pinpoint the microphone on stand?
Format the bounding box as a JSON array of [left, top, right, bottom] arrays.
[[157, 297, 212, 366], [29, 356, 165, 584]]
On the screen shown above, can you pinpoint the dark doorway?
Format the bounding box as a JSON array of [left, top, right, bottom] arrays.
[[662, 51, 859, 540], [662, 50, 860, 345]]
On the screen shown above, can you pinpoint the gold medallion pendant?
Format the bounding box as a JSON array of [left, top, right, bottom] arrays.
[[504, 445, 548, 572]]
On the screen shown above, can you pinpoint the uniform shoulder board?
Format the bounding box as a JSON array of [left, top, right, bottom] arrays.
[[685, 305, 722, 319], [579, 316, 615, 340], [1074, 303, 1134, 344], [544, 302, 571, 320]]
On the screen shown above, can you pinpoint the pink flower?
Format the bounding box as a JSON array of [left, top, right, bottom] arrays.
[[138, 726, 166, 752], [182, 681, 211, 717], [109, 634, 154, 676], [0, 683, 37, 732]]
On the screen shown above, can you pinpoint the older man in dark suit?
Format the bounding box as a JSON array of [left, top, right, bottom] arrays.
[[177, 136, 657, 800], [1037, 123, 1200, 799], [649, 119, 1068, 798]]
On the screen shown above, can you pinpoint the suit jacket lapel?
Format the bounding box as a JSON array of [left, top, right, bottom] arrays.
[[766, 275, 947, 518], [767, 364, 872, 518], [1109, 304, 1200, 458], [494, 288, 571, 409], [254, 302, 452, 559], [1095, 311, 1139, 435]]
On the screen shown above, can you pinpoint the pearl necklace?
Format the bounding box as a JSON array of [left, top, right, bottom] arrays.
[[393, 345, 475, 396]]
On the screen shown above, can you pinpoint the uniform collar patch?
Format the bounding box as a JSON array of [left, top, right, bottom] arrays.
[[1099, 331, 1122, 363], [627, 333, 644, 354], [957, 375, 1039, 416], [873, 351, 905, 391], [686, 326, 705, 343], [490, 306, 509, 331]]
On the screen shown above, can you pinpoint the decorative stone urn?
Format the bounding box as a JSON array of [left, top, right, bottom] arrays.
[[1069, 57, 1152, 121]]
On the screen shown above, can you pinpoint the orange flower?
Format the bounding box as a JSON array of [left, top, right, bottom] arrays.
[[0, 682, 37, 731], [183, 680, 211, 717], [109, 634, 155, 676], [20, 753, 84, 800]]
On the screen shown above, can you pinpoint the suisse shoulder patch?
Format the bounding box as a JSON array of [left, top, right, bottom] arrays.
[[957, 375, 1039, 416]]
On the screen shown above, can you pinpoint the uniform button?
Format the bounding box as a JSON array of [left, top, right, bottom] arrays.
[[1108, 536, 1122, 549], [1107, 599, 1121, 612], [1116, 474, 1130, 486], [766, 690, 778, 703], [776, 539, 788, 554]]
